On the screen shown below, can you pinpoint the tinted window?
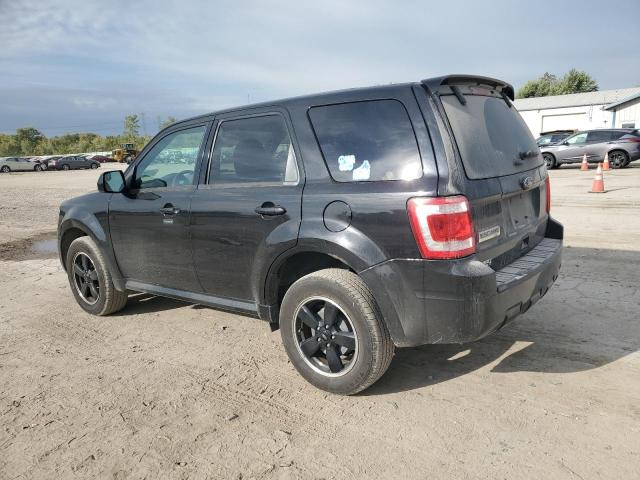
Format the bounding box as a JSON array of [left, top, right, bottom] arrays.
[[537, 135, 552, 145], [309, 100, 422, 182], [587, 131, 613, 143], [611, 130, 637, 140], [134, 126, 206, 189], [209, 115, 298, 184], [566, 132, 587, 144], [441, 94, 541, 179]]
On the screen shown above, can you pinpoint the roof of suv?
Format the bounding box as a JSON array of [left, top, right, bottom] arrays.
[[174, 75, 515, 127]]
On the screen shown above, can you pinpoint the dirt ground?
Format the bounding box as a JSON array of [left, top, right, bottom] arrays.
[[1, 164, 639, 479]]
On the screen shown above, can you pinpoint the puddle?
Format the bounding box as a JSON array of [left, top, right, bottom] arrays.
[[31, 238, 57, 254], [0, 233, 58, 261]]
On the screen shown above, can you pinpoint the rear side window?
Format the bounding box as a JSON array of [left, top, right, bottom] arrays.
[[587, 131, 613, 142], [441, 94, 542, 179], [309, 100, 422, 182]]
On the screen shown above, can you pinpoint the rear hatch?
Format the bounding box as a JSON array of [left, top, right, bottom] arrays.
[[425, 77, 548, 266]]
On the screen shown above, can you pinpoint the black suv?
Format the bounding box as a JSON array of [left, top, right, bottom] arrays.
[[58, 75, 563, 395]]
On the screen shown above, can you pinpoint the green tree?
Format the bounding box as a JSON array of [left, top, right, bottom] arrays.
[[123, 114, 141, 139], [158, 116, 177, 130], [15, 127, 45, 154], [516, 70, 598, 98], [551, 69, 599, 95]]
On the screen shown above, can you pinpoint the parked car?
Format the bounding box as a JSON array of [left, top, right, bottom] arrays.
[[0, 157, 46, 172], [57, 75, 563, 395], [540, 129, 640, 169], [536, 130, 573, 146], [40, 155, 62, 168], [48, 155, 101, 170], [89, 155, 112, 163]]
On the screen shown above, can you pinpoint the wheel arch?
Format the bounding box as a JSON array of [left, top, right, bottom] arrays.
[[260, 244, 363, 327], [58, 214, 126, 291]]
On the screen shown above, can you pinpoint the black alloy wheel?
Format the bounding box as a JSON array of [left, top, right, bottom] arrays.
[[294, 297, 358, 376], [72, 252, 100, 305]]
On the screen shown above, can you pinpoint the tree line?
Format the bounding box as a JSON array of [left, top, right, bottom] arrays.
[[516, 69, 599, 99], [0, 114, 177, 157]]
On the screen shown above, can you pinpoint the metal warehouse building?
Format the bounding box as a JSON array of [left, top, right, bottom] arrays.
[[514, 87, 640, 137]]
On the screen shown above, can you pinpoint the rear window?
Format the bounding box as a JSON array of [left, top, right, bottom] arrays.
[[441, 94, 542, 179], [309, 100, 422, 182]]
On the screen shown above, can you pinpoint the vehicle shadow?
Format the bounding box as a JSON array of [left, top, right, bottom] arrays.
[[363, 246, 640, 395], [112, 292, 188, 316]]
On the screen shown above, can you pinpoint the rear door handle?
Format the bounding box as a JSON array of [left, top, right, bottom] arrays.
[[255, 203, 286, 216], [160, 205, 181, 215]]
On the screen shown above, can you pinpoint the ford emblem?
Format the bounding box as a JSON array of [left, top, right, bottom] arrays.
[[520, 176, 534, 190]]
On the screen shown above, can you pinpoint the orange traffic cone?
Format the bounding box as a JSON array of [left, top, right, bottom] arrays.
[[603, 152, 610, 171], [580, 154, 589, 171], [590, 163, 605, 193]]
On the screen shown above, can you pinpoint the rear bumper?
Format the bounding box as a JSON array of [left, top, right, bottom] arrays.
[[360, 218, 563, 347]]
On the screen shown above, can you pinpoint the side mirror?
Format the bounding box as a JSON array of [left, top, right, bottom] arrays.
[[562, 141, 569, 146], [98, 170, 126, 193]]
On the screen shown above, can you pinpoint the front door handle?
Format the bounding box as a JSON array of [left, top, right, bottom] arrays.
[[160, 205, 181, 215], [255, 203, 286, 216]]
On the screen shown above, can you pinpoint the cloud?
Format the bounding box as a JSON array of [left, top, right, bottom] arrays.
[[0, 0, 638, 135]]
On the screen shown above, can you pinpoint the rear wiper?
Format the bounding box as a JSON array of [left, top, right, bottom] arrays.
[[450, 85, 467, 105]]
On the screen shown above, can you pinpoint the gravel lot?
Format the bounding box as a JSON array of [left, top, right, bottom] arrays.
[[1, 164, 639, 479]]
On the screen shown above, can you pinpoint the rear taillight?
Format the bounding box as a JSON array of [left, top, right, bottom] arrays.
[[545, 176, 551, 214], [407, 196, 476, 259], [619, 137, 640, 143]]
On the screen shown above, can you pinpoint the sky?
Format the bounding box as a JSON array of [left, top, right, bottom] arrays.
[[1, 0, 639, 136]]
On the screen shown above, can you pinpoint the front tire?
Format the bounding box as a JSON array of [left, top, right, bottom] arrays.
[[90, 163, 98, 169], [1, 165, 10, 173], [62, 164, 70, 171], [280, 269, 394, 395], [34, 164, 42, 172], [66, 237, 128, 315]]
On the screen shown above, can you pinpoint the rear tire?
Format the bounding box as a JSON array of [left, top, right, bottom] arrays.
[[66, 236, 128, 316], [609, 150, 629, 169], [90, 163, 98, 169], [34, 164, 42, 172], [543, 153, 558, 169], [280, 268, 394, 395]]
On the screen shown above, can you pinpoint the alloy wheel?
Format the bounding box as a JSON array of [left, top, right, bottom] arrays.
[[609, 151, 627, 169], [72, 252, 100, 305], [293, 297, 358, 377]]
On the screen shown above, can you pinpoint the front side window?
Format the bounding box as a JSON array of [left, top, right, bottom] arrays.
[[134, 125, 206, 189], [209, 115, 298, 185], [309, 100, 422, 182], [566, 132, 587, 144]]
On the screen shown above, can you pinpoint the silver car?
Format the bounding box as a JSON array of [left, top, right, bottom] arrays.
[[0, 157, 46, 173], [540, 129, 640, 169]]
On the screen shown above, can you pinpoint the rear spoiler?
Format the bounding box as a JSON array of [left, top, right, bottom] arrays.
[[421, 75, 515, 101]]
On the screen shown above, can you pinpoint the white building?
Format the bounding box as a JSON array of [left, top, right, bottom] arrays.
[[513, 87, 640, 137]]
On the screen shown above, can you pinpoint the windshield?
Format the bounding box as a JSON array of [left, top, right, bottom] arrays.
[[441, 94, 542, 179]]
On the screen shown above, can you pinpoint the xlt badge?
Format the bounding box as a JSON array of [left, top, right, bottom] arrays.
[[478, 225, 501, 243]]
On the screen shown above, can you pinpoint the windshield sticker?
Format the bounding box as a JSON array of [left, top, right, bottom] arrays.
[[338, 154, 356, 172], [352, 160, 371, 181]]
